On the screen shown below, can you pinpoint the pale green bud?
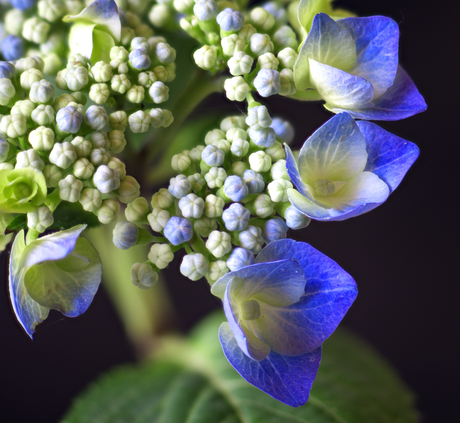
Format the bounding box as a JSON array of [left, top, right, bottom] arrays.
[[109, 110, 128, 131], [151, 188, 174, 209], [129, 110, 151, 133], [135, 23, 154, 39], [90, 147, 109, 166], [250, 33, 274, 56], [16, 149, 45, 171], [207, 260, 229, 283], [65, 66, 89, 91], [188, 173, 206, 192], [107, 157, 126, 179], [91, 61, 113, 82], [224, 76, 250, 102], [138, 71, 157, 88], [110, 46, 129, 61], [226, 127, 247, 142], [22, 17, 50, 44], [118, 175, 140, 204], [180, 253, 209, 281], [173, 0, 194, 13], [96, 199, 120, 224], [131, 262, 158, 290], [49, 142, 77, 169], [43, 164, 63, 187], [20, 68, 44, 90], [249, 150, 272, 172], [149, 81, 169, 103], [55, 70, 68, 90], [205, 129, 225, 145], [31, 104, 55, 126], [66, 0, 85, 16], [163, 109, 174, 127], [171, 153, 192, 172], [189, 145, 205, 163], [279, 68, 296, 95], [90, 131, 108, 149], [267, 179, 293, 202], [221, 34, 245, 57], [16, 56, 45, 73], [270, 159, 289, 180], [204, 194, 225, 218], [40, 33, 65, 55], [277, 47, 298, 69], [79, 187, 102, 212], [0, 115, 27, 138], [228, 51, 253, 75], [43, 53, 63, 75], [193, 45, 218, 70], [29, 79, 55, 104], [147, 207, 170, 232], [108, 130, 126, 154], [120, 27, 136, 46], [194, 216, 217, 238], [0, 163, 14, 171], [59, 174, 83, 202], [10, 100, 35, 119], [149, 4, 174, 28], [238, 23, 256, 42], [250, 7, 275, 31], [68, 101, 85, 116], [148, 243, 174, 269], [206, 230, 232, 258], [273, 25, 298, 50], [127, 85, 145, 103], [253, 193, 274, 217], [27, 205, 54, 233], [265, 140, 286, 161], [38, 0, 67, 22], [0, 78, 16, 106], [53, 94, 76, 112], [230, 161, 248, 177], [73, 157, 95, 179], [126, 197, 150, 224], [205, 167, 227, 189], [230, 138, 250, 158], [5, 9, 25, 36], [258, 52, 279, 70], [67, 53, 88, 69], [152, 65, 168, 83], [71, 136, 92, 158], [89, 83, 110, 104]]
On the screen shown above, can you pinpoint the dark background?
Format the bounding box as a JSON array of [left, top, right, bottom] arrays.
[[1, 0, 459, 421]]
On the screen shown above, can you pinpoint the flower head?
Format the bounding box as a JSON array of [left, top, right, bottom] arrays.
[[211, 238, 357, 406], [286, 113, 419, 221]]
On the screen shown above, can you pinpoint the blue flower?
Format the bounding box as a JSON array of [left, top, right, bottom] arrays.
[[224, 175, 248, 202], [263, 217, 287, 243], [253, 69, 281, 97], [9, 0, 36, 10], [0, 61, 15, 79], [129, 48, 151, 70], [294, 13, 426, 120], [1, 35, 24, 61], [222, 203, 250, 231], [286, 112, 419, 221], [164, 216, 193, 245], [211, 238, 357, 406]]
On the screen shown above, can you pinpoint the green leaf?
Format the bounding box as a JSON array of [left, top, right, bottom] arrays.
[[91, 29, 115, 63], [298, 0, 332, 33], [63, 313, 417, 423]]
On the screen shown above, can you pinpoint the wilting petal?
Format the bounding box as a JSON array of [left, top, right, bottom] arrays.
[[357, 121, 420, 191], [219, 322, 322, 407], [339, 16, 399, 98], [310, 59, 375, 109], [297, 113, 368, 183]]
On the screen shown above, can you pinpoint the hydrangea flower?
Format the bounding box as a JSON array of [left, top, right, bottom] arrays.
[[211, 238, 357, 406], [286, 113, 419, 220], [294, 13, 426, 120]]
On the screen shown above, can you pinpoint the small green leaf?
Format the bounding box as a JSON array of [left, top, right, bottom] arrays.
[[63, 313, 417, 423]]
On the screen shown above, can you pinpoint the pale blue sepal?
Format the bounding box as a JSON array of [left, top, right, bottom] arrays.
[[328, 67, 427, 121], [255, 239, 358, 352], [8, 225, 102, 338], [339, 16, 399, 98], [297, 112, 367, 183], [310, 59, 374, 109], [285, 144, 310, 196], [219, 322, 322, 407], [212, 259, 306, 307], [63, 0, 121, 41], [357, 121, 420, 192]]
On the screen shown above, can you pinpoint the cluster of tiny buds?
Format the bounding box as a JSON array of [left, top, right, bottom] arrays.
[[176, 0, 299, 101], [0, 58, 141, 235], [113, 104, 310, 289]]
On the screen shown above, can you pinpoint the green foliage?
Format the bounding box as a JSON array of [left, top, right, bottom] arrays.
[[63, 313, 417, 423]]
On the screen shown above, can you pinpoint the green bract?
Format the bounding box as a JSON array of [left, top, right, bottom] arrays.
[[0, 168, 47, 213]]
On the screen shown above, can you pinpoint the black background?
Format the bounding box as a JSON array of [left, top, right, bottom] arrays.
[[1, 0, 459, 421]]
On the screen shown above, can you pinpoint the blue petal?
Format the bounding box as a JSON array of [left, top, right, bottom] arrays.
[[255, 239, 357, 349], [285, 144, 310, 196], [309, 59, 375, 109], [212, 259, 306, 307], [219, 322, 322, 407], [328, 66, 427, 120], [357, 121, 420, 192], [339, 16, 399, 98]]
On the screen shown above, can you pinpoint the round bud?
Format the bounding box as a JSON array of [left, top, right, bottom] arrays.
[[148, 243, 174, 269]]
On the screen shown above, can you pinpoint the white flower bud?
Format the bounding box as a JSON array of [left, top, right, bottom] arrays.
[[265, 140, 286, 161], [49, 142, 77, 169], [180, 253, 209, 281], [250, 7, 275, 31], [85, 105, 109, 131], [207, 260, 229, 283], [204, 194, 224, 218], [38, 0, 67, 23], [89, 83, 110, 104], [29, 126, 54, 151], [22, 17, 50, 43], [148, 243, 174, 269], [108, 130, 126, 154], [230, 138, 250, 158], [206, 230, 232, 258], [179, 193, 205, 219], [73, 158, 95, 180], [267, 179, 293, 202], [71, 136, 92, 158], [149, 81, 169, 104], [79, 187, 102, 212], [27, 205, 54, 233], [96, 199, 120, 224], [250, 33, 274, 56], [31, 104, 55, 126], [249, 150, 272, 172], [171, 153, 192, 172], [20, 68, 43, 91], [270, 159, 289, 180], [65, 66, 89, 91], [221, 34, 245, 57], [211, 139, 230, 154], [205, 167, 227, 189], [127, 85, 145, 103], [253, 193, 274, 218], [138, 71, 157, 88], [0, 78, 16, 106], [148, 208, 170, 232], [277, 48, 298, 69], [16, 149, 45, 171], [10, 100, 35, 119], [188, 173, 206, 192], [90, 61, 113, 82], [93, 165, 120, 193], [224, 76, 250, 102], [90, 131, 108, 149], [258, 52, 279, 70], [5, 9, 25, 36], [279, 68, 296, 95], [131, 262, 158, 290], [193, 45, 218, 69], [238, 23, 257, 42], [227, 50, 253, 76], [0, 114, 27, 138], [43, 164, 62, 187], [110, 46, 129, 61], [59, 174, 83, 202], [129, 110, 151, 133], [111, 74, 131, 94]]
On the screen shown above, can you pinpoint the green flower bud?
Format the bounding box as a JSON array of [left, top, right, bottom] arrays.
[[131, 262, 158, 290], [108, 130, 126, 154], [148, 243, 174, 270], [211, 139, 231, 154], [107, 157, 126, 179], [22, 17, 50, 44], [38, 0, 67, 22], [73, 157, 94, 179], [53, 93, 76, 112], [40, 32, 65, 55], [20, 68, 44, 91], [43, 164, 62, 187], [67, 53, 88, 69], [220, 115, 246, 131], [204, 194, 225, 218], [230, 161, 248, 177], [59, 174, 83, 202], [221, 34, 245, 57], [138, 71, 157, 88], [151, 188, 174, 209], [49, 142, 77, 169], [148, 207, 170, 232], [171, 153, 192, 172], [96, 198, 120, 224], [228, 51, 253, 75], [90, 61, 113, 82], [193, 45, 218, 70], [180, 253, 209, 281], [279, 68, 296, 95], [5, 9, 26, 36], [249, 150, 272, 172], [265, 140, 286, 161], [55, 70, 68, 90], [149, 4, 174, 29], [189, 146, 205, 163], [135, 23, 154, 39], [173, 0, 194, 13], [90, 147, 109, 166], [0, 115, 27, 138], [16, 56, 45, 73], [117, 175, 140, 204], [66, 0, 85, 15], [273, 25, 298, 51], [127, 85, 145, 103], [188, 173, 206, 191], [43, 53, 63, 75], [238, 23, 256, 42], [10, 100, 35, 119], [110, 46, 129, 62], [0, 78, 16, 106], [270, 159, 289, 180], [194, 216, 217, 237], [224, 76, 250, 102], [250, 33, 274, 56], [129, 110, 151, 133], [149, 81, 169, 104], [253, 193, 274, 217], [79, 187, 102, 212], [16, 149, 45, 171], [31, 104, 55, 126], [126, 197, 150, 224], [27, 205, 54, 233], [120, 27, 136, 46], [152, 65, 168, 83], [258, 52, 279, 70], [89, 83, 110, 104], [205, 167, 227, 189], [206, 230, 232, 258], [109, 110, 128, 131], [207, 260, 229, 283], [267, 179, 293, 202], [162, 110, 174, 127], [250, 7, 275, 31], [65, 66, 89, 91], [277, 47, 298, 69], [71, 136, 92, 158], [90, 131, 108, 149], [205, 128, 226, 145], [0, 168, 47, 213]]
